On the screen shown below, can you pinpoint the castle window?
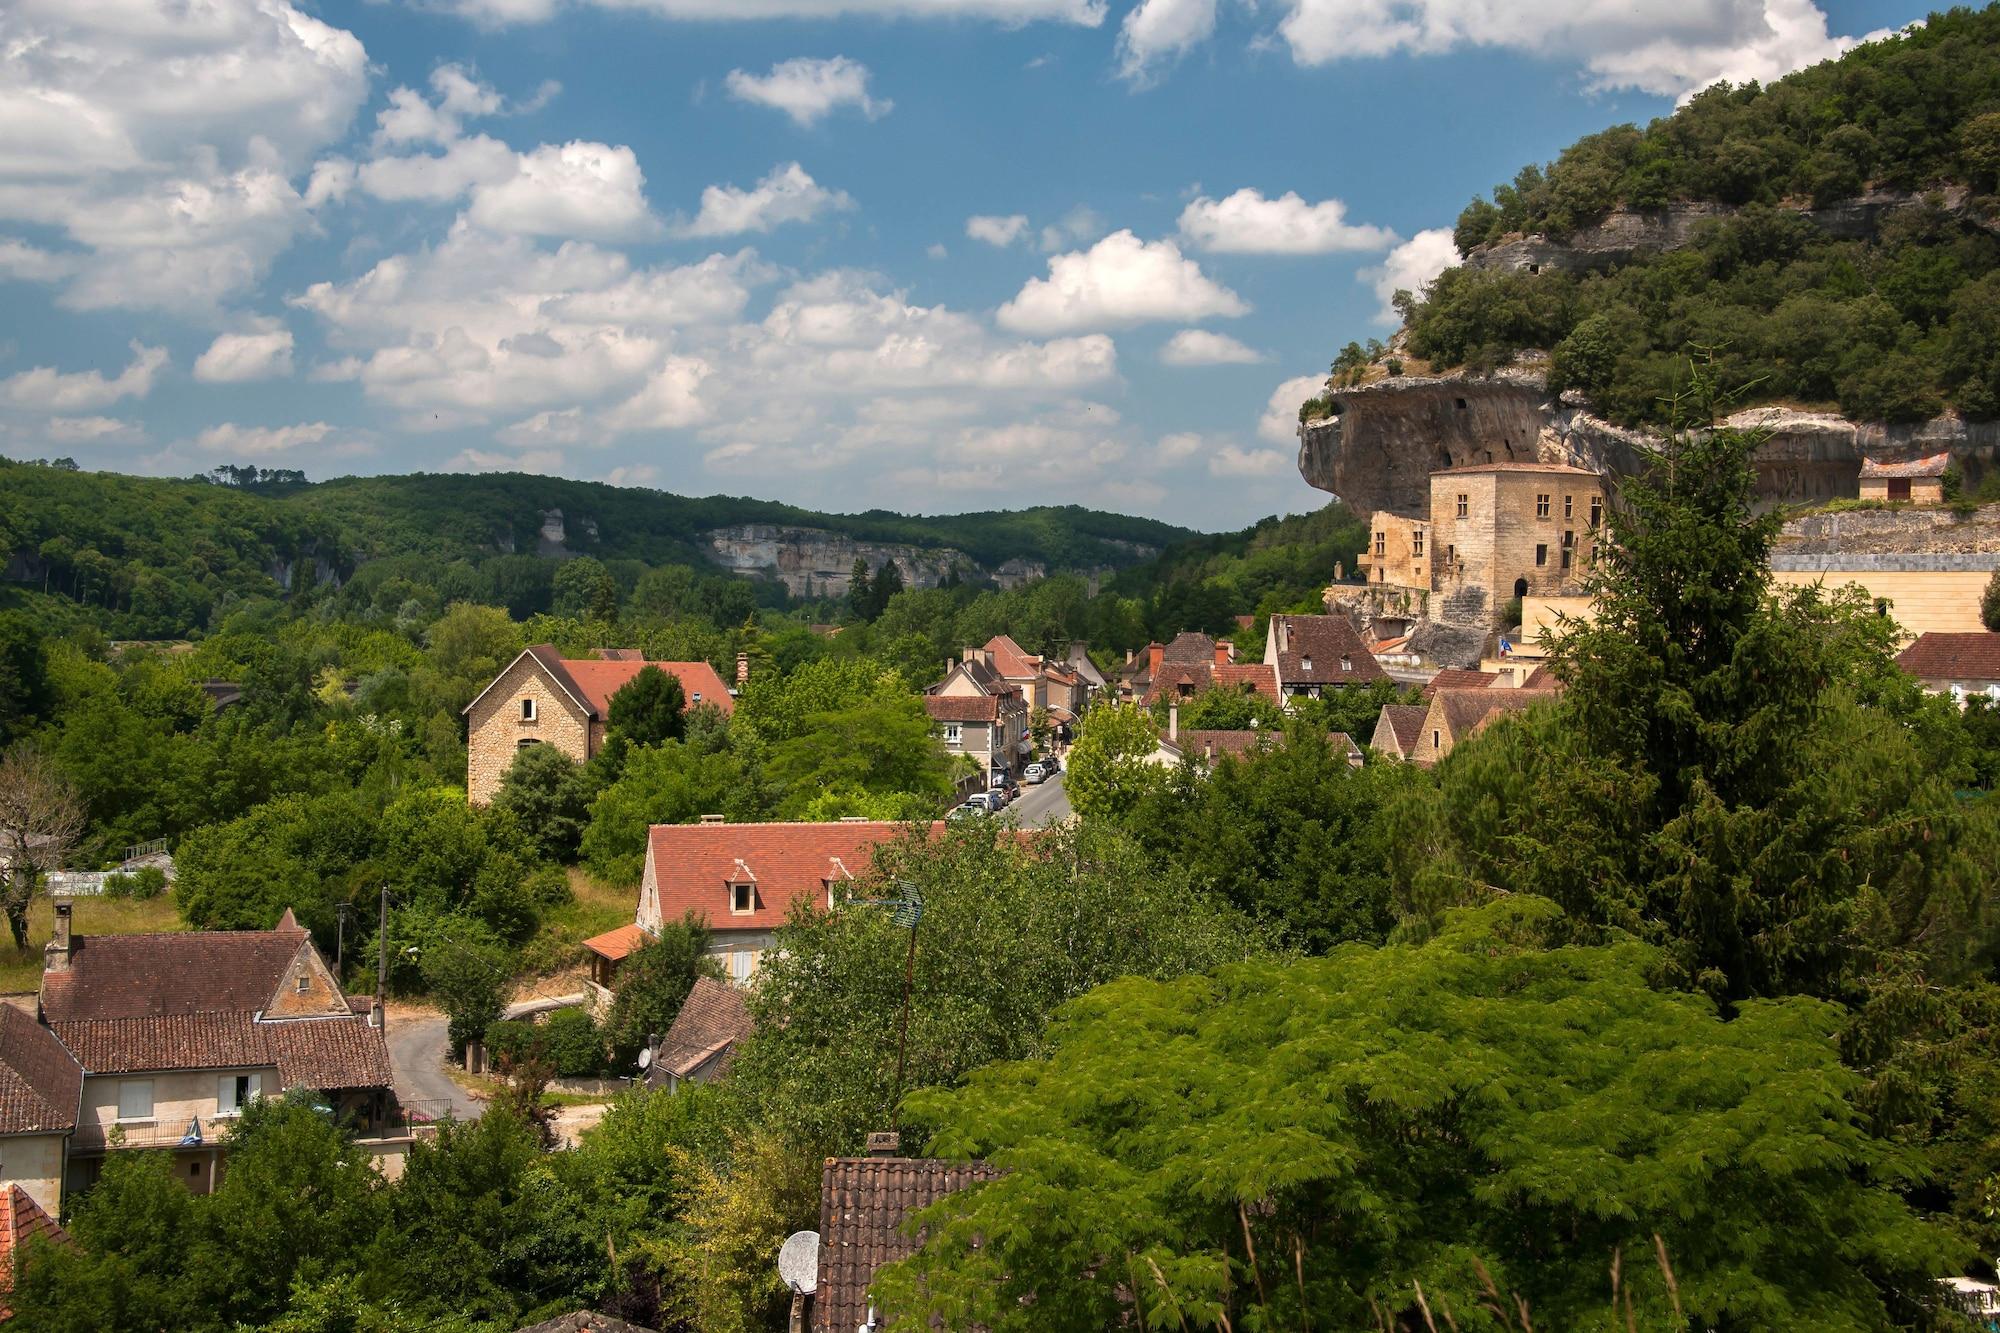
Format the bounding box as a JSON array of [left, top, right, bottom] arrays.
[[1456, 493, 1468, 519], [1590, 496, 1603, 527], [1564, 495, 1574, 520], [1446, 544, 1456, 566], [520, 698, 536, 722], [1374, 532, 1385, 557], [1535, 494, 1550, 519], [1412, 531, 1424, 557], [1535, 544, 1548, 567]]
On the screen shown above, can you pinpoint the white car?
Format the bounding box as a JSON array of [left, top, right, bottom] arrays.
[[1023, 763, 1048, 785]]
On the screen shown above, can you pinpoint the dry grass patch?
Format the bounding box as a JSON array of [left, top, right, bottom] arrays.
[[0, 893, 185, 994]]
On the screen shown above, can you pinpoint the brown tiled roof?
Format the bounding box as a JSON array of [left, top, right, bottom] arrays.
[[1268, 615, 1387, 685], [1896, 632, 2000, 682], [1381, 704, 1429, 751], [1161, 631, 1218, 664], [1145, 662, 1279, 708], [51, 1012, 393, 1089], [1422, 668, 1498, 698], [649, 977, 753, 1085], [40, 927, 306, 1023], [1859, 451, 1952, 479], [981, 634, 1040, 679], [646, 821, 913, 932], [1168, 728, 1361, 764], [0, 1007, 78, 1136], [1432, 461, 1600, 476], [1518, 664, 1562, 690], [582, 923, 648, 962], [0, 1185, 71, 1318], [814, 1156, 1002, 1333], [1436, 687, 1542, 742], [924, 694, 999, 724]]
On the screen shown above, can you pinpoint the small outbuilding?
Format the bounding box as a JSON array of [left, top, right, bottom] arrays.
[[1858, 452, 1951, 504]]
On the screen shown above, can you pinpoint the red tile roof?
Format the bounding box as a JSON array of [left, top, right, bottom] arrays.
[[1897, 632, 2000, 682], [551, 655, 736, 718], [1145, 662, 1280, 708], [51, 1012, 393, 1089], [814, 1156, 1002, 1333], [1161, 630, 1219, 664], [924, 694, 1000, 724], [40, 927, 307, 1023], [581, 923, 648, 962], [1268, 615, 1387, 686], [0, 1007, 78, 1136], [650, 976, 753, 1085], [981, 634, 1040, 678], [1859, 451, 1952, 479], [0, 1185, 71, 1318], [1422, 668, 1499, 698], [645, 822, 913, 932]]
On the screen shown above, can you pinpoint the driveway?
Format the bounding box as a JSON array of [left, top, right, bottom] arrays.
[[1009, 771, 1072, 828], [385, 1008, 485, 1122]]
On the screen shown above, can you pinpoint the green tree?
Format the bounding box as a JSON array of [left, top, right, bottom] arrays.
[[490, 742, 594, 864], [607, 664, 687, 748], [174, 790, 373, 939], [420, 931, 513, 1053], [0, 747, 84, 950], [551, 556, 618, 620], [765, 693, 951, 817], [602, 912, 719, 1063], [581, 740, 763, 884], [0, 614, 50, 747], [424, 602, 521, 691], [11, 1151, 203, 1332], [1983, 568, 2000, 632], [879, 899, 1963, 1333], [1063, 703, 1167, 821], [847, 558, 872, 620]]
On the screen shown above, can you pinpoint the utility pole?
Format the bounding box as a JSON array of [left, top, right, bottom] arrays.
[[371, 885, 388, 1029]]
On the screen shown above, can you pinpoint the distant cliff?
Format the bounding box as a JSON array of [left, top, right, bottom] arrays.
[[701, 524, 1062, 597]]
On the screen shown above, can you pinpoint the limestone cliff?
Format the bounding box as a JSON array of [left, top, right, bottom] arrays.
[[701, 524, 1051, 598]]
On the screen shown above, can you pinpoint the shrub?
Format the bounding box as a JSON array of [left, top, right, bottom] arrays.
[[131, 865, 167, 900], [484, 1018, 541, 1066], [100, 872, 136, 899], [1384, 357, 1404, 376], [1983, 568, 2000, 632], [542, 1008, 608, 1079]]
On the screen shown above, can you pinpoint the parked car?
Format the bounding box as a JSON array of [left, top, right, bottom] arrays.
[[947, 800, 989, 820], [961, 789, 1000, 812], [1023, 763, 1047, 785], [1042, 754, 1061, 775], [989, 775, 1019, 803]]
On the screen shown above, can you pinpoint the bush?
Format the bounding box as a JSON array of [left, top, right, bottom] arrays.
[[484, 1018, 540, 1067], [100, 872, 136, 899], [543, 1008, 608, 1079], [1983, 569, 2000, 632], [1384, 357, 1405, 376], [131, 865, 167, 900]]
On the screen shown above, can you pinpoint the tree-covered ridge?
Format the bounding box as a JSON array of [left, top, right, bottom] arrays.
[[1452, 7, 2000, 248], [1390, 5, 2000, 429]]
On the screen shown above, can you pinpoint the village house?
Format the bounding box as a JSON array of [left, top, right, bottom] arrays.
[[1369, 704, 1431, 762], [644, 976, 754, 1093], [1859, 452, 1951, 504], [971, 635, 1091, 739], [586, 819, 917, 998], [0, 1007, 80, 1218], [1264, 614, 1387, 696], [1409, 686, 1552, 766], [1152, 706, 1363, 770], [40, 905, 398, 1198], [1116, 630, 1230, 703], [464, 646, 736, 805], [925, 646, 1030, 776], [1895, 631, 2000, 704]]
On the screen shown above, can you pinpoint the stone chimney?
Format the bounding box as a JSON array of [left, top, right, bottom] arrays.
[[45, 901, 73, 974], [736, 652, 749, 686], [1168, 704, 1178, 742], [1277, 617, 1290, 654], [864, 1130, 900, 1158], [1147, 643, 1163, 677], [962, 646, 975, 663], [1214, 641, 1233, 665]]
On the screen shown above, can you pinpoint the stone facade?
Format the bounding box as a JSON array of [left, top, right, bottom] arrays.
[[1, 1133, 66, 1217], [69, 1064, 276, 1196], [465, 654, 592, 806]]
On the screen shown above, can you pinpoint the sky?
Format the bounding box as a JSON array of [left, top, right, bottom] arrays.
[[0, 0, 1929, 532]]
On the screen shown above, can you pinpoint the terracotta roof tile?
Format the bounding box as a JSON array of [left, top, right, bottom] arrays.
[[981, 634, 1040, 678], [0, 1007, 78, 1136], [646, 822, 916, 933], [549, 655, 736, 718], [1146, 662, 1280, 707], [0, 1185, 71, 1318], [924, 694, 1000, 724], [1422, 668, 1499, 698], [1896, 632, 2000, 682], [52, 1012, 393, 1089], [1375, 704, 1429, 754], [39, 927, 305, 1023], [649, 977, 753, 1085], [1859, 451, 1952, 479], [582, 923, 648, 962], [1161, 631, 1218, 664], [1269, 615, 1387, 685], [813, 1156, 1002, 1333]]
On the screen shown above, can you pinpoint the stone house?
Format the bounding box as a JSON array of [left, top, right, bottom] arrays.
[[1895, 631, 2000, 704], [1411, 687, 1549, 766], [1143, 660, 1280, 709], [926, 647, 1030, 776], [1117, 631, 1231, 703], [644, 976, 753, 1092], [593, 820, 915, 994], [41, 905, 397, 1198], [1859, 452, 1950, 504], [0, 1006, 80, 1218], [1264, 614, 1387, 697], [1369, 704, 1430, 762], [464, 646, 735, 805]]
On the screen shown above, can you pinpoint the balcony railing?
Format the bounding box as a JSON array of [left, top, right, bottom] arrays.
[[72, 1099, 457, 1153]]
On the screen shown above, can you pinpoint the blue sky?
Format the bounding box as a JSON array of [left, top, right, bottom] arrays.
[[0, 0, 1926, 531]]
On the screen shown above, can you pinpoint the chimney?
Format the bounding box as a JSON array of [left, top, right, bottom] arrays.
[[1214, 641, 1232, 665], [45, 901, 73, 974], [1168, 703, 1178, 742], [864, 1130, 901, 1158], [1125, 648, 1134, 665], [1147, 643, 1163, 677], [736, 652, 749, 686], [700, 813, 726, 824], [1204, 740, 1215, 763], [962, 646, 974, 663], [1278, 617, 1290, 654]]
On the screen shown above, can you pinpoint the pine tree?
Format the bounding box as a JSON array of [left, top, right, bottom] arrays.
[[848, 558, 872, 619]]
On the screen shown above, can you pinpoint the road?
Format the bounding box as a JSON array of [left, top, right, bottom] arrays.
[[1009, 771, 1072, 828], [385, 1010, 486, 1121]]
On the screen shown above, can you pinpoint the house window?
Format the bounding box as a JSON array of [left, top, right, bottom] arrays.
[[520, 698, 536, 722], [1412, 531, 1424, 557], [1373, 532, 1385, 558], [1535, 544, 1548, 567], [218, 1073, 262, 1116], [1535, 494, 1550, 519], [1339, 656, 1352, 673], [1302, 655, 1314, 672], [1589, 496, 1603, 527], [1432, 730, 1441, 751], [118, 1079, 155, 1122], [1446, 544, 1456, 566], [1561, 531, 1575, 570], [730, 883, 754, 915], [1889, 478, 1912, 500], [517, 738, 539, 750], [1563, 495, 1574, 520], [295, 975, 309, 993], [943, 722, 962, 743], [1456, 493, 1468, 519], [730, 951, 753, 983]]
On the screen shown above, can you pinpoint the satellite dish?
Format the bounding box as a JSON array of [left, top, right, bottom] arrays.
[[777, 1230, 820, 1294], [636, 1047, 653, 1070]]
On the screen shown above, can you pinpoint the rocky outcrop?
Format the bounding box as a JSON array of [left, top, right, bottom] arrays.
[[1779, 505, 2000, 558], [1298, 369, 2000, 517], [1464, 187, 1982, 276], [701, 524, 1048, 599]]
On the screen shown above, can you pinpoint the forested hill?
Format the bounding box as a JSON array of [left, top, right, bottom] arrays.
[[0, 459, 1194, 637], [1386, 5, 2000, 428]]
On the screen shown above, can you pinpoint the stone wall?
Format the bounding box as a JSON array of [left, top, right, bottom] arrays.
[[466, 656, 591, 806]]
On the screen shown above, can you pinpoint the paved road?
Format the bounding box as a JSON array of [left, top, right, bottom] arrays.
[[386, 1010, 485, 1121], [1009, 771, 1072, 828]]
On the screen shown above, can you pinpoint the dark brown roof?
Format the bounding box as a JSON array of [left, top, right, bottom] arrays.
[[1436, 687, 1542, 741], [0, 1185, 71, 1318], [51, 1012, 393, 1089], [1168, 728, 1361, 764], [0, 1006, 79, 1136], [1269, 615, 1387, 685], [40, 927, 307, 1023], [814, 1156, 1002, 1333], [514, 1314, 657, 1333], [1422, 668, 1499, 697], [1161, 630, 1218, 664], [649, 977, 753, 1086], [1896, 632, 2000, 682], [1144, 662, 1280, 708], [1859, 451, 1951, 479], [1374, 704, 1428, 755], [924, 694, 999, 724]]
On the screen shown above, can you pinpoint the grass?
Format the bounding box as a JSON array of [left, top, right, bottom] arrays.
[[0, 893, 186, 994], [515, 867, 634, 978]]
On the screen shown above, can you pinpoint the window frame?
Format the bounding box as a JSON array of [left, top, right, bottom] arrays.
[[1563, 495, 1574, 520], [117, 1078, 155, 1123], [217, 1072, 262, 1118], [1456, 493, 1468, 519], [1535, 493, 1551, 519], [520, 697, 536, 722], [942, 721, 962, 744], [730, 882, 755, 916], [1535, 544, 1548, 567]]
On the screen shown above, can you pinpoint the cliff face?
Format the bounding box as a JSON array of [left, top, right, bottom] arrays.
[[701, 524, 1049, 598]]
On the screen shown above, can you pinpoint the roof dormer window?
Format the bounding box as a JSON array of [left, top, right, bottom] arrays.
[[731, 883, 754, 915], [1340, 656, 1351, 673], [1302, 655, 1313, 672]]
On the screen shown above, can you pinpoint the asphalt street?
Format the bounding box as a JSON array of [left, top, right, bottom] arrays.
[[1006, 771, 1072, 828]]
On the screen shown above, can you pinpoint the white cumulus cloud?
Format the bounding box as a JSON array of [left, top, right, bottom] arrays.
[[467, 141, 658, 239], [1160, 328, 1264, 365], [0, 343, 169, 412], [440, 0, 1108, 26], [1362, 227, 1459, 323], [1209, 442, 1290, 477], [1179, 188, 1397, 254], [195, 421, 338, 457], [725, 57, 891, 127], [997, 230, 1247, 335], [194, 328, 296, 383], [1258, 372, 1325, 444], [1117, 0, 1217, 82], [966, 214, 1030, 247], [675, 163, 854, 238]]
